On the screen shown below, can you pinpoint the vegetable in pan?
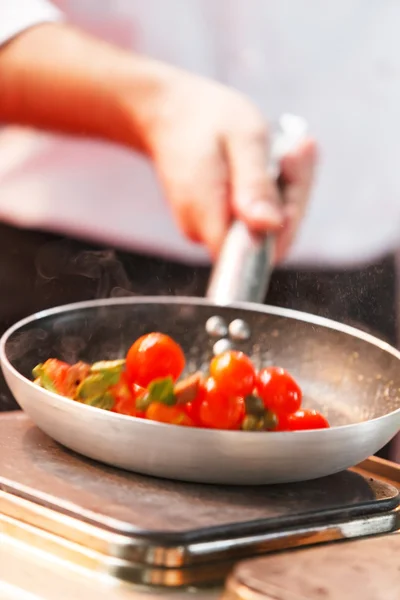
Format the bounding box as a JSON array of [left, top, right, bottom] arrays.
[[32, 332, 330, 432]]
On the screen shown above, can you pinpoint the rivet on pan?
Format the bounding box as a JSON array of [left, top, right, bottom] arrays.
[[228, 319, 251, 341], [205, 316, 228, 338], [213, 338, 232, 356]]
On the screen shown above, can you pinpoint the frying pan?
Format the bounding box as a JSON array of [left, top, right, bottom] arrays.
[[1, 117, 400, 485]]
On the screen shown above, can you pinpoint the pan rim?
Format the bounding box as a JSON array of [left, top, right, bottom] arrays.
[[1, 295, 400, 435]]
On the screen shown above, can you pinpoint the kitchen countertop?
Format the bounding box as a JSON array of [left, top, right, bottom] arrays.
[[0, 531, 222, 600]]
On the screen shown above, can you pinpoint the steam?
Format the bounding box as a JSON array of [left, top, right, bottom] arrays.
[[35, 239, 206, 300], [6, 245, 138, 368], [3, 240, 206, 371], [69, 249, 136, 299], [35, 242, 137, 299], [5, 328, 48, 362]]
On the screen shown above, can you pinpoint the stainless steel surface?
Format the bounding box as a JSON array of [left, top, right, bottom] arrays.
[[1, 487, 398, 582], [0, 455, 399, 596], [1, 298, 400, 485], [228, 319, 251, 342], [212, 338, 233, 355], [2, 505, 398, 589], [205, 316, 228, 338], [3, 415, 398, 539], [206, 224, 275, 305], [206, 115, 307, 306], [0, 414, 398, 582]]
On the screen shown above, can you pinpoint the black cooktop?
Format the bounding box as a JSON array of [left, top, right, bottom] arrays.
[[0, 413, 398, 545]]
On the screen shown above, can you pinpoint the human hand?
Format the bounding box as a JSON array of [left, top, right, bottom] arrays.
[[0, 22, 316, 262], [125, 67, 317, 261]]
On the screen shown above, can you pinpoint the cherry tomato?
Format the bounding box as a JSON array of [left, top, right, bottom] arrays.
[[126, 333, 185, 388], [113, 396, 145, 417], [184, 399, 203, 426], [182, 382, 206, 427], [132, 383, 146, 396], [256, 367, 302, 416], [210, 351, 255, 397], [146, 402, 194, 426], [111, 374, 145, 417], [39, 359, 70, 395], [277, 409, 330, 431], [198, 378, 245, 430]]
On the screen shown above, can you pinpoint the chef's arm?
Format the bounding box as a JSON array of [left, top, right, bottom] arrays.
[[0, 13, 316, 260], [0, 22, 170, 152]]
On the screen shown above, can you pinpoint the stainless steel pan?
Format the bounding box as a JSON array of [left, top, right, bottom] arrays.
[[1, 117, 399, 485]]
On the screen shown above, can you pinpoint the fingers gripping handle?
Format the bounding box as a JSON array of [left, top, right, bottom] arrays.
[[206, 114, 308, 305]]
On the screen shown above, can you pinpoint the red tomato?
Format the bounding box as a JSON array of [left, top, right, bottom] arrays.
[[210, 351, 255, 397], [113, 396, 135, 416], [126, 333, 185, 388], [256, 367, 302, 416], [146, 402, 194, 426], [183, 383, 205, 427], [40, 359, 70, 395], [111, 374, 145, 417], [198, 378, 245, 430], [277, 409, 330, 431], [132, 383, 145, 396], [183, 401, 199, 425]]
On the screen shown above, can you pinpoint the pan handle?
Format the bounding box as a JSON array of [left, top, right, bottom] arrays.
[[206, 114, 308, 305]]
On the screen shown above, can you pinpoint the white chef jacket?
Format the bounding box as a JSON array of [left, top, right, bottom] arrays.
[[0, 0, 400, 268]]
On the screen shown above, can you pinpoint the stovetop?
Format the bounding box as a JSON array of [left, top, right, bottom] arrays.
[[224, 534, 400, 600], [0, 413, 399, 588]]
